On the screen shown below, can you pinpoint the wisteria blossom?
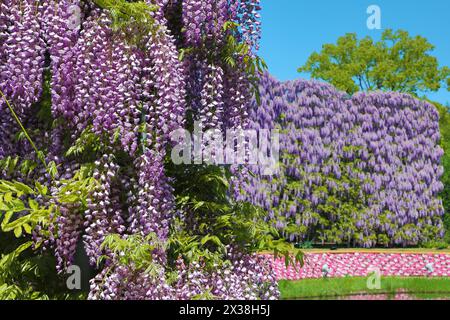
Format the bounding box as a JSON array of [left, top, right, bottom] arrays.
[[0, 0, 276, 300], [237, 73, 444, 247]]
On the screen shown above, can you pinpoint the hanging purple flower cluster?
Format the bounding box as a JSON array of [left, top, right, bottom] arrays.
[[0, 0, 276, 300], [83, 153, 126, 266], [182, 0, 261, 48], [182, 0, 260, 132], [128, 150, 174, 264], [0, 0, 45, 159], [88, 261, 175, 300], [173, 247, 278, 300], [88, 245, 278, 300], [237, 73, 445, 248]]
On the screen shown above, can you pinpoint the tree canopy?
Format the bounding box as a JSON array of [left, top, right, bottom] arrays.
[[298, 29, 450, 95]]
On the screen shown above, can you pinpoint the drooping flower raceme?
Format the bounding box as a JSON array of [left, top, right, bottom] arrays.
[[0, 0, 46, 159], [0, 0, 275, 300]]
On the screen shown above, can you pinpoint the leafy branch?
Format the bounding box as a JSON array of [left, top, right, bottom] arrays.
[[167, 164, 304, 270]]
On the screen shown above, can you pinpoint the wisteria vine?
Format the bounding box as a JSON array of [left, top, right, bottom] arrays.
[[236, 73, 445, 248], [0, 0, 280, 300]]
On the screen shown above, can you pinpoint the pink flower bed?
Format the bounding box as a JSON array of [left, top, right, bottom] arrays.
[[332, 293, 449, 300], [269, 252, 450, 280]]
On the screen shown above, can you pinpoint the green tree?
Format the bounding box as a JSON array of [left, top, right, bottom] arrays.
[[298, 29, 450, 95]]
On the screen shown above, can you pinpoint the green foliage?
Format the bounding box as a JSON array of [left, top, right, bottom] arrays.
[[98, 163, 304, 283], [100, 234, 166, 278], [0, 156, 38, 178], [92, 0, 159, 47], [57, 164, 99, 208], [0, 234, 86, 300], [0, 180, 54, 240], [0, 159, 96, 240], [0, 241, 41, 299], [264, 134, 375, 246], [0, 66, 72, 299], [295, 241, 313, 249], [0, 89, 48, 170], [166, 163, 303, 270], [0, 162, 99, 299], [93, 0, 157, 29], [0, 1, 275, 300], [65, 126, 103, 159], [65, 125, 129, 168], [420, 240, 449, 250], [299, 29, 450, 95]]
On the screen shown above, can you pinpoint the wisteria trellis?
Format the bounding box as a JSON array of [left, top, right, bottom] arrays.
[[0, 0, 281, 300], [236, 73, 445, 248]]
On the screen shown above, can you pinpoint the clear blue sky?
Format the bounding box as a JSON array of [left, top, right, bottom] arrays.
[[259, 0, 450, 105]]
